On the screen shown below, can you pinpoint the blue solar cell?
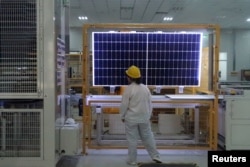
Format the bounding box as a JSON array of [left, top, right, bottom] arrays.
[[92, 32, 202, 86]]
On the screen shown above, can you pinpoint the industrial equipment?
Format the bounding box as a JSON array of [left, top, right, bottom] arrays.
[[241, 69, 250, 81], [218, 83, 250, 150], [81, 24, 221, 154], [86, 95, 220, 148], [0, 100, 43, 157], [0, 0, 56, 166]]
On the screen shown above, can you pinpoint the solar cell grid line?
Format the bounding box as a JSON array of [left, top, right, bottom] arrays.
[[92, 31, 202, 86], [93, 32, 147, 86]]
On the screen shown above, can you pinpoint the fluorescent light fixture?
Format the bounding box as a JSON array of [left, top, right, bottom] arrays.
[[163, 17, 173, 21], [246, 18, 250, 22], [216, 15, 226, 19], [78, 16, 88, 20]]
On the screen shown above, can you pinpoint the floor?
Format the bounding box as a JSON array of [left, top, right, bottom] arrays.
[[73, 149, 208, 167], [59, 118, 209, 167]]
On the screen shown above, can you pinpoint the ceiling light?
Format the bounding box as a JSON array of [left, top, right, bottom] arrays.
[[246, 18, 250, 22], [216, 16, 226, 19], [163, 17, 173, 21], [78, 16, 88, 20]]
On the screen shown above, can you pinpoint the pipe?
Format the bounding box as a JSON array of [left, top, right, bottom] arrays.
[[232, 29, 236, 71]]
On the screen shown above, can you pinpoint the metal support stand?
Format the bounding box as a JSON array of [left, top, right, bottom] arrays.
[[194, 107, 200, 143], [96, 107, 102, 145]]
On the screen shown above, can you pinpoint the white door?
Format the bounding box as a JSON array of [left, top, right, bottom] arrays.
[[225, 98, 250, 150]]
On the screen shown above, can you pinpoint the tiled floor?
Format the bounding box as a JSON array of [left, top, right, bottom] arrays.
[[75, 149, 208, 167]]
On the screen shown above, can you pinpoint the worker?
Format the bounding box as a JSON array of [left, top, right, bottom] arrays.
[[120, 65, 162, 166]]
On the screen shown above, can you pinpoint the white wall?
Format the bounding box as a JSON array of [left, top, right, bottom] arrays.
[[69, 27, 82, 52], [220, 30, 250, 81], [235, 31, 250, 70]]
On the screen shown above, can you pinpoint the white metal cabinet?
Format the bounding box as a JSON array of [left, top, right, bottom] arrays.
[[225, 95, 250, 150]]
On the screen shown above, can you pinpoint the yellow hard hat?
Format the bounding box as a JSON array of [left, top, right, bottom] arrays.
[[126, 65, 141, 78]]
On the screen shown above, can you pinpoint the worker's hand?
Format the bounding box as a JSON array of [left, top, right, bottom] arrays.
[[121, 119, 125, 123]]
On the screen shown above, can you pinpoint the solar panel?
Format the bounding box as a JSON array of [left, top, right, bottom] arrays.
[[92, 32, 202, 86], [147, 33, 201, 86], [93, 32, 148, 85]]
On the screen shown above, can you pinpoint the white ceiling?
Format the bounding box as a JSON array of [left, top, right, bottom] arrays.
[[69, 0, 250, 29]]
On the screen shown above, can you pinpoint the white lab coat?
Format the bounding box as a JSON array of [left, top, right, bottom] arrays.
[[120, 82, 160, 163], [120, 83, 152, 123]]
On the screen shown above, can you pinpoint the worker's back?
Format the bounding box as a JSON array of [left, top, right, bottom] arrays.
[[122, 83, 152, 123]]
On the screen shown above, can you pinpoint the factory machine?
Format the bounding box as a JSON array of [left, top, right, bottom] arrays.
[[81, 23, 221, 154], [218, 81, 250, 150], [0, 0, 62, 167]]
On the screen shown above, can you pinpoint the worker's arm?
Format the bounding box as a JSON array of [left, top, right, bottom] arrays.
[[120, 89, 130, 122]]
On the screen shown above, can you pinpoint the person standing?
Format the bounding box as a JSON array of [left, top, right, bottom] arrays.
[[120, 65, 162, 166]]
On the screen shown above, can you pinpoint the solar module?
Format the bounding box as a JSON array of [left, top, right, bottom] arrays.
[[92, 32, 202, 86]]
